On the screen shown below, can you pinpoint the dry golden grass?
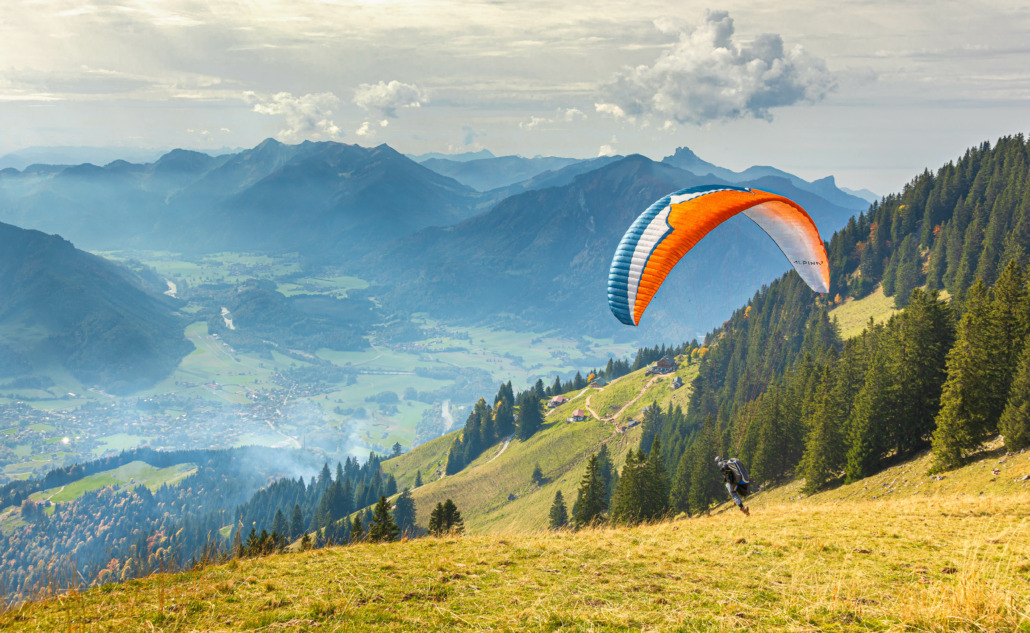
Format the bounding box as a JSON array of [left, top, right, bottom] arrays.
[[4, 493, 1028, 632]]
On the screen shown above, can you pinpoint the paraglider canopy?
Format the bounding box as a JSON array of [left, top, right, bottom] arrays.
[[608, 185, 830, 326]]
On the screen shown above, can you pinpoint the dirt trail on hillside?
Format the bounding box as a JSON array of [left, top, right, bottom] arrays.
[[485, 434, 516, 464], [585, 375, 663, 426]]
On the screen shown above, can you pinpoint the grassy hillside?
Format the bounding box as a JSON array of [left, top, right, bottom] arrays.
[[828, 284, 899, 339], [4, 491, 1026, 631], [384, 358, 699, 533], [28, 460, 196, 505], [4, 390, 1029, 631]]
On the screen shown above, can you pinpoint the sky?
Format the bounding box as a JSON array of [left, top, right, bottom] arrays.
[[1, 0, 1028, 194]]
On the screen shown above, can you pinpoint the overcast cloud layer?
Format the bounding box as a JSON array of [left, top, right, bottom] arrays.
[[1, 0, 1029, 192]]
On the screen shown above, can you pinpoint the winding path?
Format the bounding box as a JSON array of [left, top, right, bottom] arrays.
[[584, 375, 663, 424], [485, 434, 516, 464]]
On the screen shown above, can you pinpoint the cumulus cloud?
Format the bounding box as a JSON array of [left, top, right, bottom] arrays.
[[244, 91, 342, 141], [519, 107, 587, 130], [353, 80, 424, 118], [461, 125, 481, 146], [355, 119, 389, 138], [596, 10, 836, 126]]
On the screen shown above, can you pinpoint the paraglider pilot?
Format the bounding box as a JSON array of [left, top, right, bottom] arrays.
[[715, 456, 750, 516]]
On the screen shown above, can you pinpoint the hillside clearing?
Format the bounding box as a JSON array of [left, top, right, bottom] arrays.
[[828, 285, 899, 339]]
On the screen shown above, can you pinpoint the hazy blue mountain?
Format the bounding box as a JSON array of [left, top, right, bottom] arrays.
[[172, 140, 482, 255], [841, 186, 879, 203], [408, 149, 495, 163], [0, 221, 192, 393], [420, 155, 582, 191], [662, 147, 870, 212], [660, 147, 739, 182], [0, 146, 169, 171], [0, 139, 482, 256], [479, 156, 622, 204], [367, 155, 858, 341]]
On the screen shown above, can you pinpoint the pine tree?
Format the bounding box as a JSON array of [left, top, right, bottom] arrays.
[[572, 454, 608, 527], [515, 391, 544, 440], [442, 499, 464, 534], [290, 504, 304, 539], [428, 503, 443, 536], [687, 416, 721, 515], [531, 464, 544, 485], [669, 449, 693, 515], [350, 514, 364, 542], [642, 439, 671, 520], [271, 509, 288, 541], [494, 398, 516, 438], [1000, 341, 1030, 451], [548, 490, 568, 530], [414, 470, 422, 488], [890, 289, 955, 456], [594, 443, 616, 501], [932, 282, 997, 470], [609, 450, 643, 524], [393, 488, 417, 536], [368, 496, 400, 543]]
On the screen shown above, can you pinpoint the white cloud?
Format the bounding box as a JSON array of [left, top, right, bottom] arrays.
[[353, 80, 425, 118], [519, 107, 587, 130], [244, 91, 342, 141], [596, 10, 836, 126], [355, 121, 373, 137]]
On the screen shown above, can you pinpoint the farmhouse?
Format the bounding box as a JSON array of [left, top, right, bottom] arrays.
[[645, 355, 677, 376], [548, 395, 568, 408], [569, 409, 587, 422]]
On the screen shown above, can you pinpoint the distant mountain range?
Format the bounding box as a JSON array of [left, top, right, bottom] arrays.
[[0, 222, 192, 393], [0, 146, 172, 171], [0, 138, 873, 346], [0, 139, 482, 257], [419, 155, 582, 192], [369, 153, 863, 341]]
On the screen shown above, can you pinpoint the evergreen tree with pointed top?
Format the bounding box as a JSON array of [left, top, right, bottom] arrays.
[[531, 463, 544, 485], [494, 397, 515, 438], [515, 391, 544, 440], [572, 454, 608, 527], [369, 495, 400, 543], [428, 502, 444, 536], [687, 416, 722, 515], [670, 448, 693, 515], [594, 443, 616, 501], [609, 449, 644, 524], [1000, 340, 1030, 451], [643, 439, 671, 519], [393, 488, 417, 536], [290, 504, 304, 539], [932, 281, 998, 471], [548, 490, 568, 530], [442, 499, 464, 534], [414, 470, 423, 488], [350, 513, 364, 542]]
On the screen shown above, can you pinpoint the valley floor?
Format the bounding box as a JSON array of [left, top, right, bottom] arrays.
[[3, 493, 1028, 632]]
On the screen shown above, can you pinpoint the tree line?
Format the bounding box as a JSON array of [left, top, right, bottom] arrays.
[[647, 134, 1030, 514]]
